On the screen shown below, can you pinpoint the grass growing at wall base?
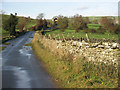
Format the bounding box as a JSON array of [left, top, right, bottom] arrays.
[[24, 42, 32, 46], [32, 36, 118, 88]]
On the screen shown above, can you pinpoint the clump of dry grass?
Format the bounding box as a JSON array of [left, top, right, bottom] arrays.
[[0, 46, 6, 51], [32, 31, 119, 88]]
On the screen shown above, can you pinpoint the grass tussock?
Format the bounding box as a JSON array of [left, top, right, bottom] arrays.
[[24, 43, 32, 46], [32, 31, 118, 88], [3, 42, 11, 45], [0, 46, 6, 52]]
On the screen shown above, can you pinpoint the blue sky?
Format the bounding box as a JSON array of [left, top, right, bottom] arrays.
[[1, 0, 119, 19]]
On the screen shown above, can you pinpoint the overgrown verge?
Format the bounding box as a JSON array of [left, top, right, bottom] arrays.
[[2, 31, 26, 44], [32, 31, 119, 88], [0, 46, 6, 52]]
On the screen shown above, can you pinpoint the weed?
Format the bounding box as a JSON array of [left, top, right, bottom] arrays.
[[32, 31, 118, 88], [3, 42, 11, 45], [24, 43, 32, 46]]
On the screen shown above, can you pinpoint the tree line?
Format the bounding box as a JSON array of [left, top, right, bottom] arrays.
[[56, 14, 120, 34], [3, 13, 31, 36], [3, 13, 120, 35], [31, 14, 120, 34]]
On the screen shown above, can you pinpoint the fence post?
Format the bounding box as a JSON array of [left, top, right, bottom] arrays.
[[86, 33, 89, 42]]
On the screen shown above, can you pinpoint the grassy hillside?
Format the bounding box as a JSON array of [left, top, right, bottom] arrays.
[[1, 14, 36, 43], [1, 14, 36, 34], [25, 19, 37, 29]]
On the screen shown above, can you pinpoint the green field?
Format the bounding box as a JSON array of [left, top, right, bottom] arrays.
[[45, 29, 118, 40], [2, 29, 10, 36], [1, 14, 37, 43], [25, 19, 36, 29], [87, 24, 100, 30], [45, 24, 119, 40]]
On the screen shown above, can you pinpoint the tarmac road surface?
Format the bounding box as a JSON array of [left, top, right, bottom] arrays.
[[1, 31, 55, 88]]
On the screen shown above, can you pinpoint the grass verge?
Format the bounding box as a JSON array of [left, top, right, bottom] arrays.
[[2, 42, 11, 45], [0, 46, 6, 52], [32, 33, 118, 88], [24, 43, 32, 46]]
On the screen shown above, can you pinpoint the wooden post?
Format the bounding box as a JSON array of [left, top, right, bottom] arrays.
[[86, 33, 89, 42]]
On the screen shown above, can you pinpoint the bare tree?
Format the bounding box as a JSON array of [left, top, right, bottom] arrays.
[[0, 10, 5, 14], [36, 13, 44, 20]]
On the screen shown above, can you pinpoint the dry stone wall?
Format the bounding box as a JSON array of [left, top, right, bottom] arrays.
[[34, 31, 119, 67]]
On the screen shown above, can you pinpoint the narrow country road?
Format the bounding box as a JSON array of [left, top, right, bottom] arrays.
[[1, 31, 55, 88]]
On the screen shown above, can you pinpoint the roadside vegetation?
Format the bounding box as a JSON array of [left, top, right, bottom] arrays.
[[32, 31, 118, 88], [24, 42, 32, 46], [31, 14, 119, 88], [1, 11, 119, 88], [0, 46, 6, 52], [29, 14, 119, 41], [2, 42, 11, 45], [1, 13, 37, 44]]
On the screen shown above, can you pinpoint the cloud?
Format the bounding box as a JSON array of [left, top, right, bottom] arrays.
[[77, 6, 88, 10], [2, 0, 119, 2]]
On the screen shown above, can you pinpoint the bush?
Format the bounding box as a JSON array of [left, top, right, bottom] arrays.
[[51, 23, 57, 31], [31, 26, 36, 31], [97, 26, 106, 34], [108, 24, 120, 34], [90, 29, 97, 33], [72, 14, 88, 32], [17, 17, 28, 32], [84, 28, 90, 33], [36, 19, 48, 30], [36, 19, 43, 30], [68, 18, 75, 30], [75, 29, 79, 33], [57, 16, 68, 32], [3, 13, 18, 35]]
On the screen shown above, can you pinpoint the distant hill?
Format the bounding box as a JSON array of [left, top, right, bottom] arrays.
[[1, 14, 37, 30]]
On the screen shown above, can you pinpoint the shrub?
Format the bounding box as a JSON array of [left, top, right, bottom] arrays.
[[72, 14, 88, 32], [83, 28, 90, 33], [75, 29, 79, 33], [92, 19, 98, 24], [43, 19, 48, 30], [57, 16, 68, 32], [31, 26, 36, 30], [99, 17, 114, 31], [84, 17, 90, 24], [17, 17, 28, 32], [97, 26, 106, 34], [51, 23, 57, 31], [36, 19, 48, 30], [3, 13, 18, 35], [36, 19, 43, 30], [68, 18, 75, 30], [108, 24, 120, 34], [90, 29, 97, 33]]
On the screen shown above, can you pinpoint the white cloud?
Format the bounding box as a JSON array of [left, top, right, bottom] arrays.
[[77, 6, 88, 10]]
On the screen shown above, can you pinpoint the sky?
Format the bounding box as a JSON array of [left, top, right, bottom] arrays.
[[0, 0, 119, 19]]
